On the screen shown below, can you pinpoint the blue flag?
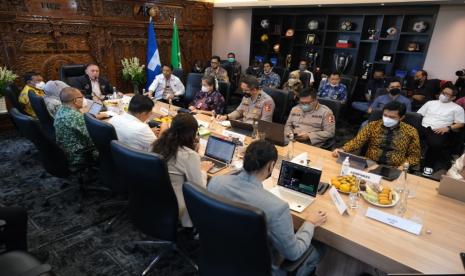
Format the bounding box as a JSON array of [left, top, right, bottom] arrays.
[[146, 18, 161, 89]]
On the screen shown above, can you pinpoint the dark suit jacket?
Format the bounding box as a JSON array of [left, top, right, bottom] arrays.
[[71, 75, 113, 99]]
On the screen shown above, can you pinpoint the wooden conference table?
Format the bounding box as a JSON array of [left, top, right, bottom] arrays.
[[148, 101, 465, 274]]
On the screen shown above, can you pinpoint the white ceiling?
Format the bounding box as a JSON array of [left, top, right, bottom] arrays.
[[208, 0, 463, 8]]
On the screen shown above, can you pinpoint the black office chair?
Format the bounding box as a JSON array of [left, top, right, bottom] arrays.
[[318, 98, 342, 122], [272, 67, 288, 87], [184, 73, 203, 107], [263, 87, 289, 124], [110, 141, 197, 275], [84, 114, 127, 231], [28, 91, 55, 140], [299, 72, 312, 89], [340, 75, 358, 102], [183, 182, 314, 276], [4, 83, 24, 114], [218, 81, 231, 111], [173, 68, 184, 83], [59, 64, 86, 85], [0, 251, 52, 276]]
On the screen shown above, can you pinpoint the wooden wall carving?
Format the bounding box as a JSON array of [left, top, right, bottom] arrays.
[[0, 0, 213, 91]]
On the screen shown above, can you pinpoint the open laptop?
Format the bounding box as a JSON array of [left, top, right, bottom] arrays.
[[336, 151, 376, 170], [438, 175, 465, 202], [201, 136, 236, 174], [229, 120, 253, 136], [269, 160, 321, 212], [258, 120, 288, 146], [87, 102, 103, 116]]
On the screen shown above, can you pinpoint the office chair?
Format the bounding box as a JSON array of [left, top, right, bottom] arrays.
[[184, 73, 203, 107], [0, 251, 52, 276], [110, 141, 197, 275], [263, 87, 289, 124], [84, 113, 127, 231], [4, 83, 24, 114], [217, 81, 231, 112], [59, 64, 86, 85], [183, 182, 314, 276], [28, 91, 55, 140]]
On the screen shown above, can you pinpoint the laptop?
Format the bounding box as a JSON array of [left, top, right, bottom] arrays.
[[87, 102, 103, 116], [269, 160, 321, 212], [336, 151, 376, 170], [230, 120, 253, 136], [258, 120, 288, 146], [201, 136, 236, 174], [438, 175, 465, 202]]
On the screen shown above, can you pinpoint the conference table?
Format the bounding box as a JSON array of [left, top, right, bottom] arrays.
[[143, 100, 465, 274]]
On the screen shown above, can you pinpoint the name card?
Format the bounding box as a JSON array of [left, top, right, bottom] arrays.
[[347, 168, 381, 184], [222, 130, 245, 143], [329, 186, 349, 215], [159, 107, 169, 116], [291, 152, 308, 166], [365, 207, 423, 235]]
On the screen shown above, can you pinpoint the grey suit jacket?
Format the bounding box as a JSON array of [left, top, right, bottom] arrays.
[[208, 171, 315, 263]]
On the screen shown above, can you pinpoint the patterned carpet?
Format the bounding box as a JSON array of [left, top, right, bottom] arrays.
[[0, 130, 200, 276]]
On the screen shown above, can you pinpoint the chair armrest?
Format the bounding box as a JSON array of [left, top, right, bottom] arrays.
[[280, 246, 314, 272], [0, 219, 6, 229]]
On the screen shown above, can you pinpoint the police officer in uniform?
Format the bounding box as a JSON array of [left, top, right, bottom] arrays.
[[218, 75, 275, 124], [285, 87, 335, 147]]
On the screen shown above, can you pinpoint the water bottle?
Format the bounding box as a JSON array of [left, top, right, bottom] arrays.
[[395, 162, 409, 216], [251, 119, 259, 139], [340, 157, 350, 176], [287, 132, 295, 160], [349, 185, 359, 209], [142, 88, 146, 96], [112, 86, 117, 99]]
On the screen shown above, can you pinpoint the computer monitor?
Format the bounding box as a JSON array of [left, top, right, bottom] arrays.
[[204, 136, 236, 164], [278, 160, 321, 197]]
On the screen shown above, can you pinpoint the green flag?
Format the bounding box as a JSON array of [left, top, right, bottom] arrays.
[[171, 18, 182, 69]]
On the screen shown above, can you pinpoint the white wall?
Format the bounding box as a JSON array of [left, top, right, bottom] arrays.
[[424, 5, 465, 81], [212, 8, 252, 71]]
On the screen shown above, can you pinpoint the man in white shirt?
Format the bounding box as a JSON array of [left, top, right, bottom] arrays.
[[147, 64, 185, 101], [109, 95, 167, 151], [290, 59, 315, 87], [418, 85, 465, 171]]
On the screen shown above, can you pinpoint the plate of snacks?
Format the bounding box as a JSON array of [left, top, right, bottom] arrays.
[[153, 116, 172, 123], [330, 175, 359, 194], [361, 184, 399, 207]]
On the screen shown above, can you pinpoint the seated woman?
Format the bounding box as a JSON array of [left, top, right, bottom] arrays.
[[282, 71, 303, 118], [447, 153, 465, 180], [152, 113, 213, 227], [188, 75, 225, 116], [43, 80, 69, 117]]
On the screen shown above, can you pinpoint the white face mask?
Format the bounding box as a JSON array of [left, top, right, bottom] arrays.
[[35, 81, 45, 90], [439, 94, 450, 103], [383, 116, 399, 128], [329, 83, 337, 88], [201, 85, 210, 92]]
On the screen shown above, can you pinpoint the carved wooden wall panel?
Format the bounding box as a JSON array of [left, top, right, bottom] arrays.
[[0, 0, 213, 91]]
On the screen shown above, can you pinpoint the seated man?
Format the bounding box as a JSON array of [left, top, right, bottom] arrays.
[[333, 101, 421, 168], [218, 75, 275, 124], [417, 85, 465, 172], [352, 69, 389, 113], [18, 71, 45, 117], [148, 64, 185, 101], [317, 72, 347, 103], [73, 63, 113, 100], [208, 140, 327, 276], [285, 87, 335, 147], [54, 87, 101, 171], [407, 70, 440, 111], [259, 61, 281, 88], [109, 95, 167, 152], [368, 79, 411, 113], [245, 59, 263, 78], [226, 52, 242, 87], [204, 55, 229, 83], [291, 59, 315, 87]]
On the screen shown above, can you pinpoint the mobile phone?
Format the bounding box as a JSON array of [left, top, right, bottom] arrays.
[[317, 182, 330, 195], [460, 252, 465, 269]]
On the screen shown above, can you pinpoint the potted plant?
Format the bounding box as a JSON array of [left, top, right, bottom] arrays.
[[0, 66, 18, 113], [121, 57, 145, 94]]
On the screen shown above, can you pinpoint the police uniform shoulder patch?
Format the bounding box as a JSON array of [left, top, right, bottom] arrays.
[[264, 102, 272, 112], [327, 114, 336, 124]]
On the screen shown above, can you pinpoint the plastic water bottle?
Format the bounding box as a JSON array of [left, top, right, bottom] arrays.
[[112, 86, 117, 99], [340, 157, 350, 176], [142, 88, 146, 96], [287, 133, 295, 160], [395, 162, 410, 216], [251, 119, 259, 139]]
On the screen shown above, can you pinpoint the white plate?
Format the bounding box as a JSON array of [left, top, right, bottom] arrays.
[[361, 191, 399, 208]]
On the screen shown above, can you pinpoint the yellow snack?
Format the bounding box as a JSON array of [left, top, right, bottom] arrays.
[[332, 180, 341, 189], [379, 199, 391, 205], [350, 186, 358, 193], [340, 184, 350, 193]]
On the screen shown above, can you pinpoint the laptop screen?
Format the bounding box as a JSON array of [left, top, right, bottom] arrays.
[[205, 136, 236, 164], [278, 160, 321, 197]]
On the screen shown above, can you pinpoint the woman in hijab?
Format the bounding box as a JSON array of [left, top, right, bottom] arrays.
[[43, 80, 69, 117]]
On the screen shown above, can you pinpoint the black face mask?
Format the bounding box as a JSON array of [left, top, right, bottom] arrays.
[[374, 78, 383, 83], [414, 79, 421, 85], [390, 88, 401, 96], [243, 93, 252, 98]]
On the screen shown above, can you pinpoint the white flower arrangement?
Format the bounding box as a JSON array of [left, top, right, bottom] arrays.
[[121, 57, 145, 86], [0, 66, 18, 96]]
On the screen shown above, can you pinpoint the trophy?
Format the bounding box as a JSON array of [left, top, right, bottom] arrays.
[[367, 28, 378, 40], [285, 54, 292, 70], [361, 60, 373, 80], [334, 53, 352, 73], [306, 49, 319, 70]]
